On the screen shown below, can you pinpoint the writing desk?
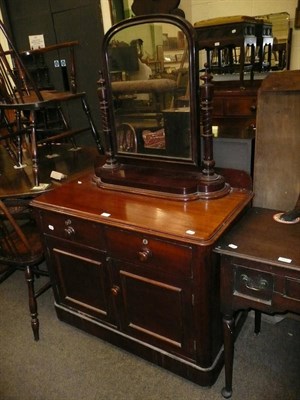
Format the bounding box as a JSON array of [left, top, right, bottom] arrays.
[[214, 207, 300, 398]]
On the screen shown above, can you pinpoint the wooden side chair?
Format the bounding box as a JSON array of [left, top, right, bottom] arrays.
[[0, 109, 24, 168], [0, 20, 104, 189], [0, 198, 50, 340]]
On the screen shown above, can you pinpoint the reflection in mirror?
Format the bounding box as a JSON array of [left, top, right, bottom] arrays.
[[255, 12, 291, 71], [105, 18, 193, 161], [197, 12, 291, 84]]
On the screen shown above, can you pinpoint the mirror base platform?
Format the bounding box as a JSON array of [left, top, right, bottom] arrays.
[[94, 162, 231, 201]]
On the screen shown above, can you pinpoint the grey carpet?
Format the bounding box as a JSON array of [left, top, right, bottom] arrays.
[[0, 270, 299, 400]]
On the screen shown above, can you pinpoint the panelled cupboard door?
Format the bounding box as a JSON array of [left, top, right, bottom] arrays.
[[109, 258, 196, 360], [44, 235, 117, 327], [105, 227, 196, 360]]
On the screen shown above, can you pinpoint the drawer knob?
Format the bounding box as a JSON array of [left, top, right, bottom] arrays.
[[138, 248, 152, 262], [111, 285, 120, 296], [64, 226, 75, 237]]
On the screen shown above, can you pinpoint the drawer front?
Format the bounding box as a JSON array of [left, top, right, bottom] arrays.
[[40, 211, 105, 250], [285, 277, 300, 302], [212, 98, 224, 116], [106, 228, 192, 279], [234, 265, 274, 303], [224, 98, 256, 116]]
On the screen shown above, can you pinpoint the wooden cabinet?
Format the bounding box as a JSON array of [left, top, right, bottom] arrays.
[[204, 84, 260, 175], [212, 85, 259, 129], [32, 172, 252, 387]]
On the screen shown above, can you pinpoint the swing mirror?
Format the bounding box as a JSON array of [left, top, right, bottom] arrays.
[[101, 14, 200, 167]]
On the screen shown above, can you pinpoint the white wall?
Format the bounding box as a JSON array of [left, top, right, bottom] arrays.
[[100, 0, 113, 33]]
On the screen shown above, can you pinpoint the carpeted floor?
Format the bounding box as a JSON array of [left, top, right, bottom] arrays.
[[0, 270, 299, 400]]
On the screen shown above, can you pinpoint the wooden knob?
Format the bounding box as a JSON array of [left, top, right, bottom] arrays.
[[138, 248, 152, 262], [111, 285, 120, 296], [64, 226, 75, 237]]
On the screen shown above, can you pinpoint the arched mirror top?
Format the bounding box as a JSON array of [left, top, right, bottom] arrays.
[[100, 14, 200, 167]]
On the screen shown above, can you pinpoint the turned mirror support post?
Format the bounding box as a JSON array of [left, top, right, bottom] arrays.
[[198, 68, 230, 198], [97, 71, 119, 169], [200, 68, 216, 179]]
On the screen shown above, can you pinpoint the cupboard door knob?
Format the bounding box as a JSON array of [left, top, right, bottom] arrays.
[[138, 248, 152, 262], [111, 285, 120, 296]]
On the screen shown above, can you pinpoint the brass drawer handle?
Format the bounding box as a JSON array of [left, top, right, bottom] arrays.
[[241, 274, 269, 291], [138, 248, 152, 262]]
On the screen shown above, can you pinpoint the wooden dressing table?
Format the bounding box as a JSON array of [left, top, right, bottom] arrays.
[[31, 14, 254, 389]]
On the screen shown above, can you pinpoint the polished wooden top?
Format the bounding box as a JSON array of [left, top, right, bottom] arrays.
[[0, 144, 98, 199], [32, 171, 253, 245], [215, 207, 300, 269]]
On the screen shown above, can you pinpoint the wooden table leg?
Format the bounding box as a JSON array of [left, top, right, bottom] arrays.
[[222, 314, 235, 398], [254, 310, 261, 335], [25, 265, 39, 341]]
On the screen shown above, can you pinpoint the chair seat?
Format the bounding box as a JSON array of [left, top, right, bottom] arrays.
[[0, 221, 43, 262], [0, 89, 86, 110]]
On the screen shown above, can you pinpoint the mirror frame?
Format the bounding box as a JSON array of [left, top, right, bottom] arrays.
[[100, 14, 201, 170]]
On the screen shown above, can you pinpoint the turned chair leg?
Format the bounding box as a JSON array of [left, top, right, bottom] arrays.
[[29, 110, 40, 188], [25, 265, 39, 341], [81, 96, 104, 154]]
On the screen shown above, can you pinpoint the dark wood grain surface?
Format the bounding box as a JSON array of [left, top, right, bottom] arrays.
[[32, 171, 253, 245], [215, 207, 300, 269]]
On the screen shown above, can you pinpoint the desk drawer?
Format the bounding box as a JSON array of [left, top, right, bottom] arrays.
[[285, 277, 300, 301], [213, 97, 256, 117], [224, 98, 256, 116], [234, 265, 274, 303], [106, 228, 192, 278], [40, 211, 105, 250]]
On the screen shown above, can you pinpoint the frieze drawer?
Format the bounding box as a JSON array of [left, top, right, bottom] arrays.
[[106, 228, 193, 279], [40, 211, 105, 250], [233, 265, 274, 304]]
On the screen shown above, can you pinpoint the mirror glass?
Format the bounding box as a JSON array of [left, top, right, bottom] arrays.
[[255, 12, 291, 71], [103, 16, 197, 163]]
